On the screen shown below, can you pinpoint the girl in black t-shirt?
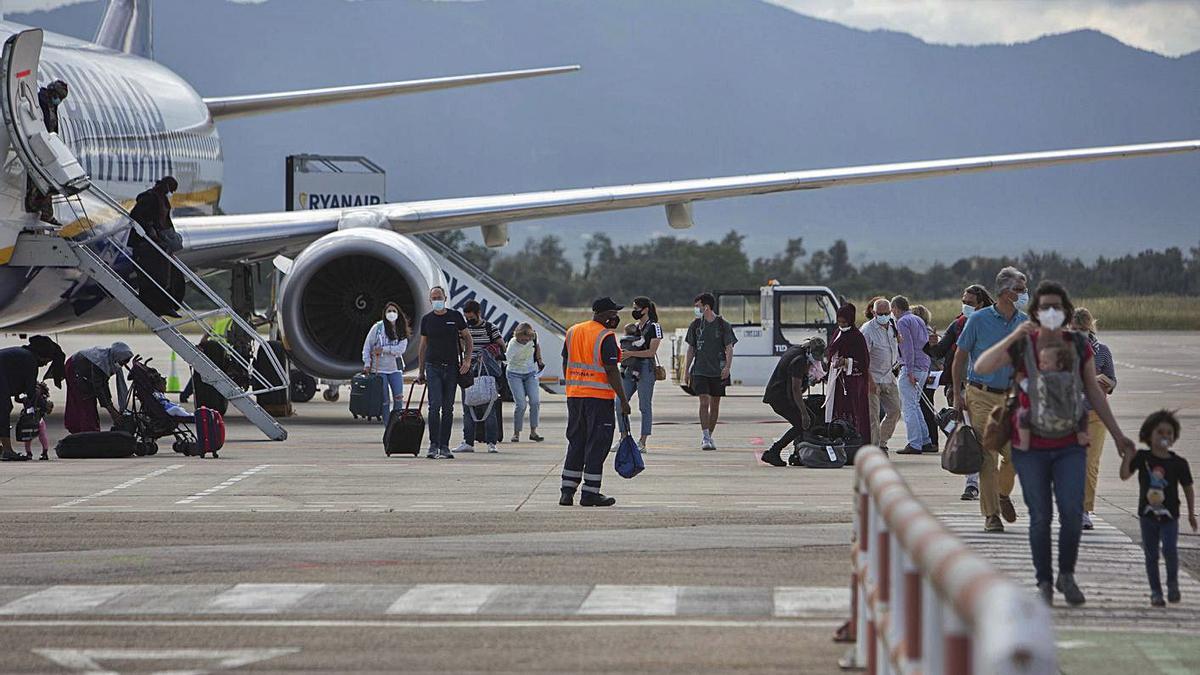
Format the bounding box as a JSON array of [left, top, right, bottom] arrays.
[[1120, 410, 1197, 606]]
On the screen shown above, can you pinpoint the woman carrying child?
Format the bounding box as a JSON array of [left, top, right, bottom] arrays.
[[505, 323, 545, 443], [1120, 410, 1196, 607], [974, 280, 1135, 607], [617, 296, 663, 453]]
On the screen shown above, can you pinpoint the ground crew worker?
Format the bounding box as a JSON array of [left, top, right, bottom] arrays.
[[24, 80, 69, 224], [560, 297, 631, 507]]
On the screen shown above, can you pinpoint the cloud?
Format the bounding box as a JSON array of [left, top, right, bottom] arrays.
[[762, 0, 1200, 57], [2, 0, 93, 13]]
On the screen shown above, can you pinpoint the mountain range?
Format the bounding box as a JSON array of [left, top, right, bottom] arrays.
[[10, 0, 1200, 267]]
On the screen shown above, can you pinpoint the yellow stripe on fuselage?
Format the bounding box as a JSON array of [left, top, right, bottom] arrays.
[[57, 185, 222, 239]]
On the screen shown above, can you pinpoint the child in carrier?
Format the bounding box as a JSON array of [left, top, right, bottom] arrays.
[[19, 382, 53, 461], [1120, 410, 1196, 606], [619, 322, 646, 380], [1012, 341, 1088, 450]]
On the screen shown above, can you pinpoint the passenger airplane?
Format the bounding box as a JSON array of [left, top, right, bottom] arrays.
[[0, 0, 1197, 382]]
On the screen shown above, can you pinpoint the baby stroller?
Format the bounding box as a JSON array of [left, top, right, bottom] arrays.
[[126, 356, 203, 457]]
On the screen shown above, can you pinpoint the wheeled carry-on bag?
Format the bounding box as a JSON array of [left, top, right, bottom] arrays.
[[384, 383, 426, 457], [350, 371, 388, 421], [55, 430, 137, 459], [194, 406, 226, 458]]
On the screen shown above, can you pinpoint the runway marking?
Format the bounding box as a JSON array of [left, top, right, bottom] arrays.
[[773, 587, 852, 615], [52, 465, 184, 509], [0, 586, 135, 614], [387, 584, 503, 614], [33, 647, 299, 673], [204, 584, 324, 613], [176, 464, 269, 505], [1114, 360, 1200, 382], [578, 585, 678, 615], [6, 618, 844, 629]]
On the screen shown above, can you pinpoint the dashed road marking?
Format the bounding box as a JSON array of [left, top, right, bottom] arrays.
[[0, 586, 135, 614], [387, 584, 503, 615], [33, 647, 299, 673], [176, 464, 269, 505], [1114, 361, 1200, 382], [53, 465, 184, 509], [204, 584, 324, 614]]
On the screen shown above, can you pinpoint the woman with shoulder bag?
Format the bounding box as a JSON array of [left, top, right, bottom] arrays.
[[361, 302, 410, 419], [974, 281, 1135, 608], [617, 296, 663, 453], [506, 323, 545, 443]]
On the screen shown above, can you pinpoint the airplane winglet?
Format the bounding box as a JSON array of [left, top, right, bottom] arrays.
[[202, 65, 581, 121]]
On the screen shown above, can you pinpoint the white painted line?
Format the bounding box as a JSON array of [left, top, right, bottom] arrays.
[[204, 584, 324, 614], [176, 464, 269, 505], [387, 584, 503, 614], [578, 585, 678, 616], [1114, 361, 1200, 382], [0, 586, 134, 614], [773, 587, 851, 616], [53, 465, 184, 509], [3, 618, 843, 629], [34, 647, 299, 672]]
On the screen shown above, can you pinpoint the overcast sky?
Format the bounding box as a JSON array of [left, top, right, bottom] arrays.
[[6, 0, 1200, 57]]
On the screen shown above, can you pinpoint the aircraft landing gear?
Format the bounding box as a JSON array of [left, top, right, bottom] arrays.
[[322, 386, 340, 402]]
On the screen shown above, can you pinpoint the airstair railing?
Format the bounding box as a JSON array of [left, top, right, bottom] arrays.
[[841, 446, 1057, 675]]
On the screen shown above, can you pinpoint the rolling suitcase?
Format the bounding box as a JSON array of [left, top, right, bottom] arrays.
[[55, 431, 137, 459], [350, 372, 387, 421], [194, 406, 226, 458], [384, 383, 426, 457]]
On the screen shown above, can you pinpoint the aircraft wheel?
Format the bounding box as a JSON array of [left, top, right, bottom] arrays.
[[323, 387, 340, 402]]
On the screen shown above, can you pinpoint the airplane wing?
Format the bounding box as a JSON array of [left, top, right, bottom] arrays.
[[203, 65, 579, 121], [175, 138, 1200, 266]]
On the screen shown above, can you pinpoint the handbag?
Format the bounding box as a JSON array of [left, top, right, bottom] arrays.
[[982, 393, 1016, 451], [614, 421, 645, 478], [942, 424, 984, 474], [462, 357, 499, 421], [653, 355, 667, 382]]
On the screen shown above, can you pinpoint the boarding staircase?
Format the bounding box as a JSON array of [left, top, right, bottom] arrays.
[[1, 28, 287, 440]]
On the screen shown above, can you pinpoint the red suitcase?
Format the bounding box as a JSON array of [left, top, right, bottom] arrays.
[[194, 406, 226, 458]]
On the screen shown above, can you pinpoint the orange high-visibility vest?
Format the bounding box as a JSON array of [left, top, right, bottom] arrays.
[[564, 320, 617, 400]]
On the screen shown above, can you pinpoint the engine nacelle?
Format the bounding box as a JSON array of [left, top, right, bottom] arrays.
[[279, 229, 441, 379]]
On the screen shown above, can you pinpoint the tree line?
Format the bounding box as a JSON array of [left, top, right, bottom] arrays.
[[435, 231, 1200, 305]]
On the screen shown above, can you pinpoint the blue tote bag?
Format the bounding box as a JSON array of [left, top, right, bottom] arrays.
[[614, 417, 645, 479]]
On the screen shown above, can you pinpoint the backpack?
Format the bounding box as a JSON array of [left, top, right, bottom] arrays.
[[1022, 333, 1087, 439]]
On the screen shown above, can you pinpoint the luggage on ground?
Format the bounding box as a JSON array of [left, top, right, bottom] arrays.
[[943, 424, 984, 475], [384, 383, 426, 457], [255, 339, 292, 417], [194, 406, 225, 458], [55, 430, 137, 459], [804, 419, 863, 465], [790, 441, 847, 469], [350, 371, 387, 421]]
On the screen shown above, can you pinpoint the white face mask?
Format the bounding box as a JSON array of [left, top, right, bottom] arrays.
[[693, 306, 704, 318], [1037, 307, 1065, 330], [838, 325, 850, 332], [1157, 437, 1172, 450], [962, 304, 975, 318], [874, 314, 890, 326], [385, 311, 399, 322], [431, 299, 446, 311]]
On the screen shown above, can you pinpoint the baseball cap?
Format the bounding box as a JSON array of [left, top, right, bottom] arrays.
[[591, 297, 623, 313]]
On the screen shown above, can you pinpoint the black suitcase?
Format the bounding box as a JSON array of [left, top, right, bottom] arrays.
[[255, 339, 291, 410], [350, 372, 387, 421], [384, 383, 426, 456], [56, 431, 137, 459]]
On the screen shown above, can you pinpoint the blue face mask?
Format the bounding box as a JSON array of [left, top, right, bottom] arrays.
[[874, 314, 890, 326], [50, 97, 61, 106], [1015, 292, 1030, 311], [432, 300, 446, 311], [962, 304, 975, 318]]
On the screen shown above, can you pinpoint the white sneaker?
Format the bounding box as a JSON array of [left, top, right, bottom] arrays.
[[487, 443, 498, 454], [1081, 512, 1094, 530], [707, 436, 718, 451], [453, 442, 475, 453]]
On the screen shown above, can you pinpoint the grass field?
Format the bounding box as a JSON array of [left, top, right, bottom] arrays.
[[546, 295, 1199, 333]]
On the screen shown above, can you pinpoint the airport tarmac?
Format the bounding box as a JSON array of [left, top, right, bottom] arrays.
[[0, 331, 1195, 673]]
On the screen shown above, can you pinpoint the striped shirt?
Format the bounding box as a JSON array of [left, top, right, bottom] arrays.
[[467, 320, 503, 356], [1084, 334, 1116, 413]]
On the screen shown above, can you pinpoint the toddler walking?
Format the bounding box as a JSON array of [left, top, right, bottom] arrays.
[[1120, 409, 1196, 606], [19, 381, 53, 461]]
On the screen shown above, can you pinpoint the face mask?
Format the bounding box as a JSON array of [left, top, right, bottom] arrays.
[[874, 315, 890, 326], [632, 308, 644, 320], [693, 307, 704, 318], [385, 311, 399, 322], [962, 304, 975, 318], [1157, 437, 1172, 450], [1014, 292, 1030, 311], [431, 300, 446, 311], [837, 325, 850, 333], [1037, 307, 1065, 330], [604, 315, 620, 329]]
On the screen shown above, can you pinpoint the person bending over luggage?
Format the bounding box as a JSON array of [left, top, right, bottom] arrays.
[[760, 338, 825, 467], [64, 342, 134, 434], [129, 176, 184, 316], [362, 302, 410, 418], [0, 336, 65, 461]]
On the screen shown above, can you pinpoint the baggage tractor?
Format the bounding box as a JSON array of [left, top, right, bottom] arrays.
[[350, 372, 388, 421], [384, 383, 426, 456], [194, 407, 226, 458], [56, 430, 137, 459]]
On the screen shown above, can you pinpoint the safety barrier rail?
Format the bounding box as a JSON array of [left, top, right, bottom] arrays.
[[840, 446, 1057, 675]]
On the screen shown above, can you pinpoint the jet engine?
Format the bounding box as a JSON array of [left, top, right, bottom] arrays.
[[279, 229, 442, 379]]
